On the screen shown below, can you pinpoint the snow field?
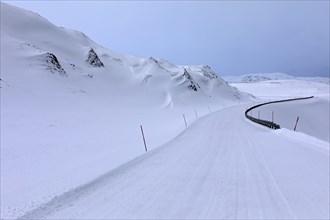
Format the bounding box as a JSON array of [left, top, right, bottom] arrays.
[[18, 104, 329, 219], [1, 2, 329, 219]]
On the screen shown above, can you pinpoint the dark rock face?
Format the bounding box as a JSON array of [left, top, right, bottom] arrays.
[[86, 48, 104, 67], [149, 56, 158, 63], [0, 78, 10, 88], [148, 57, 169, 72], [242, 75, 271, 83], [201, 65, 218, 80], [183, 68, 200, 91], [44, 53, 67, 76]]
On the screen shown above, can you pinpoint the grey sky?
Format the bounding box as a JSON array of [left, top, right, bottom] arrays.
[[4, 1, 330, 77]]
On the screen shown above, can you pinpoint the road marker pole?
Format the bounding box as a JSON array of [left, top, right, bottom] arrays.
[[140, 125, 148, 152], [183, 114, 187, 128], [195, 110, 198, 119], [294, 116, 300, 131]]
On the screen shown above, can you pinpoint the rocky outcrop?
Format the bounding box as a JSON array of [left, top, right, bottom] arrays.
[[241, 75, 271, 83], [148, 57, 169, 72], [183, 68, 200, 91], [200, 65, 218, 80], [44, 53, 67, 76], [86, 48, 104, 67]]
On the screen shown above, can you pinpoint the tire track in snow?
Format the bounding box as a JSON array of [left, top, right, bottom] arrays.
[[18, 104, 329, 219], [239, 126, 296, 219]]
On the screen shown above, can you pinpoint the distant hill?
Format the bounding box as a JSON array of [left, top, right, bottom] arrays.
[[223, 73, 329, 84]]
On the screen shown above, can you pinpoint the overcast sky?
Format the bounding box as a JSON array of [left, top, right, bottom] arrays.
[[4, 1, 330, 77]]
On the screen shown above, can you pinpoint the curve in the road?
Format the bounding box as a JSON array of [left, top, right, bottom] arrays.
[[245, 96, 314, 129]]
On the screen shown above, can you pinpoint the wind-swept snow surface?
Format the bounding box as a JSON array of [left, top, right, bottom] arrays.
[[19, 104, 329, 219]]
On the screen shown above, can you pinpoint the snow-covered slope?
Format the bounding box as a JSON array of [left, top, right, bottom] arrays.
[[256, 97, 329, 142], [18, 102, 330, 220], [1, 2, 250, 108], [224, 72, 329, 84], [0, 3, 252, 219], [223, 72, 294, 83], [231, 79, 330, 100]]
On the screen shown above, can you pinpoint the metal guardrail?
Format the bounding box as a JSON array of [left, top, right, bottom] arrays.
[[245, 96, 314, 130]]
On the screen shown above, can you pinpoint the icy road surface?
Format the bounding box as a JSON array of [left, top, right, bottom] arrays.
[[20, 104, 329, 219]]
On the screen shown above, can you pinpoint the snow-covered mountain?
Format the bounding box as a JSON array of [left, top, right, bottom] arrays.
[[223, 72, 329, 84], [1, 2, 250, 108], [1, 3, 329, 219], [0, 3, 252, 218]]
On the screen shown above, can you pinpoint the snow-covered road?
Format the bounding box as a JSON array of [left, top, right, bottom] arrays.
[[20, 104, 329, 219]]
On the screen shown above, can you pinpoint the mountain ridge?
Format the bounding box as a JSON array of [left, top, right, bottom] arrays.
[[1, 2, 251, 107]]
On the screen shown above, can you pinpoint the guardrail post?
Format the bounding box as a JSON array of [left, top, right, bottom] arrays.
[[272, 111, 274, 123]]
